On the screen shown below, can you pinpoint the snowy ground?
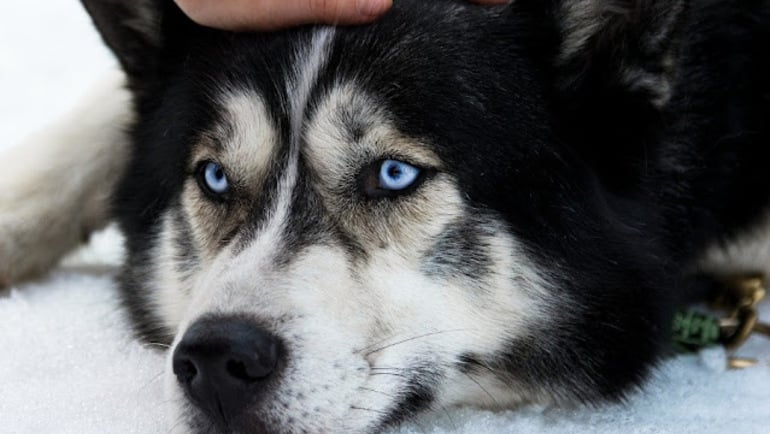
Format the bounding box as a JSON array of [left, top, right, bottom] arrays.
[[1, 1, 769, 433]]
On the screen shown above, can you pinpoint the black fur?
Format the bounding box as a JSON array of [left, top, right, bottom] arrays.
[[379, 367, 440, 431], [80, 0, 770, 429]]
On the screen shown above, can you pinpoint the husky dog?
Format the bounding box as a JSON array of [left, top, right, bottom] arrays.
[[2, 0, 769, 432]]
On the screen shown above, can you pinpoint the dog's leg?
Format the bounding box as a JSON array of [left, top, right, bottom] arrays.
[[0, 70, 133, 287]]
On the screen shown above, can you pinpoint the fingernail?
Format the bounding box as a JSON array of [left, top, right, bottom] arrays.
[[357, 0, 391, 17]]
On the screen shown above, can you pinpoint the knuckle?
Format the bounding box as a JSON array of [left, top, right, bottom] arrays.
[[306, 0, 336, 17], [174, 0, 208, 21]]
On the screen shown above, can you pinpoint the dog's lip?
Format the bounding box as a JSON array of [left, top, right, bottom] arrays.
[[187, 400, 279, 434]]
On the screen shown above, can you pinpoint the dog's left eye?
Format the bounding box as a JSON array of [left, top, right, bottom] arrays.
[[360, 159, 425, 198], [379, 160, 420, 190], [198, 161, 230, 196]]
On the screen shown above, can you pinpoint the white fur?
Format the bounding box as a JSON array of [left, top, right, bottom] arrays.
[[214, 91, 280, 189], [699, 210, 770, 277], [153, 212, 195, 333], [0, 70, 132, 286], [288, 27, 335, 140]]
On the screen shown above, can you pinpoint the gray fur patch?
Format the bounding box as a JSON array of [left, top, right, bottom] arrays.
[[421, 217, 494, 282], [170, 207, 200, 274]]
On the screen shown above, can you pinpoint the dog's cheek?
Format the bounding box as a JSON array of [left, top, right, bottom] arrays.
[[180, 182, 249, 258], [147, 209, 205, 334], [178, 245, 383, 432], [411, 214, 556, 406], [148, 200, 244, 337]]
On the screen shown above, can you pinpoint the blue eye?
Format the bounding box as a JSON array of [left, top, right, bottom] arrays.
[[378, 159, 421, 191], [201, 161, 229, 195]]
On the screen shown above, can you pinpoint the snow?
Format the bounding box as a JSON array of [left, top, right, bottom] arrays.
[[1, 1, 769, 433]]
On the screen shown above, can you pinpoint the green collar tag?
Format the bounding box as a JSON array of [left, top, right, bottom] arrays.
[[672, 309, 721, 353]]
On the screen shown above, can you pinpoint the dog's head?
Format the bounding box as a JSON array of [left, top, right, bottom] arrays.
[[83, 0, 686, 432]]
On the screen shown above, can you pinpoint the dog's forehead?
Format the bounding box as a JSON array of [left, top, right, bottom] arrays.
[[195, 7, 542, 158], [201, 23, 458, 172], [167, 1, 553, 237]]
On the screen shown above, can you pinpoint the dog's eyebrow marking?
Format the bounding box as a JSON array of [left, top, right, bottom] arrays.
[[198, 91, 279, 194], [289, 27, 335, 147], [303, 83, 443, 196], [236, 28, 336, 260], [279, 26, 335, 216]]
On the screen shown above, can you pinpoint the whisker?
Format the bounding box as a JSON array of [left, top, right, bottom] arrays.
[[167, 413, 187, 434], [144, 342, 172, 350], [156, 395, 187, 406], [138, 370, 166, 391], [370, 371, 410, 380], [357, 387, 396, 398], [363, 329, 469, 357], [462, 371, 502, 408], [167, 399, 203, 434], [357, 328, 470, 356], [365, 366, 452, 431], [350, 406, 391, 416], [437, 403, 458, 431], [355, 334, 398, 355], [464, 357, 506, 382]]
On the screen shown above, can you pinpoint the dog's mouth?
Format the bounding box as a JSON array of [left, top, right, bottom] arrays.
[[167, 314, 441, 434]]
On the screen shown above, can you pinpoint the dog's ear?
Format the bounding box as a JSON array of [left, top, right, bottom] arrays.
[[554, 0, 687, 108], [529, 0, 688, 191], [80, 0, 193, 80]]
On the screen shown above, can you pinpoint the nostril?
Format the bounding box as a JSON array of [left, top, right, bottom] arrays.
[[226, 359, 259, 382], [226, 346, 277, 382], [171, 315, 285, 426], [173, 357, 198, 384]]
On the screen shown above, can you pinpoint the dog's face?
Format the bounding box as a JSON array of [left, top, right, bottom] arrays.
[[84, 0, 685, 432]]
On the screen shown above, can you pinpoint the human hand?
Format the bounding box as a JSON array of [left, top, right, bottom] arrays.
[[175, 0, 510, 32]]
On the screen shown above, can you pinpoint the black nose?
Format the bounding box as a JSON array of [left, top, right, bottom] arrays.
[[172, 316, 282, 425]]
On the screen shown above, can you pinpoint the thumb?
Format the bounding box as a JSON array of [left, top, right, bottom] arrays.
[[176, 0, 393, 31]]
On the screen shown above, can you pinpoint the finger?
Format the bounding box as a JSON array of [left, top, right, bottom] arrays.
[[176, 0, 393, 31], [470, 0, 510, 4]]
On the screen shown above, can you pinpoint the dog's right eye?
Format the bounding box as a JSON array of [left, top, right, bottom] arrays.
[[196, 161, 230, 198]]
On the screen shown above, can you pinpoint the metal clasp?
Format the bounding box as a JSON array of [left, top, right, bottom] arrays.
[[710, 274, 769, 369]]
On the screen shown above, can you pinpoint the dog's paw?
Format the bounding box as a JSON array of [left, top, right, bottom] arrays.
[[0, 129, 117, 285], [0, 70, 131, 286], [0, 170, 102, 285]]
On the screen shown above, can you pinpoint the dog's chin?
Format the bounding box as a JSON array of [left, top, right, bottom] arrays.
[[171, 391, 272, 434], [183, 410, 274, 434], [163, 342, 393, 434], [166, 378, 283, 434], [175, 411, 386, 434], [167, 386, 386, 434]]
